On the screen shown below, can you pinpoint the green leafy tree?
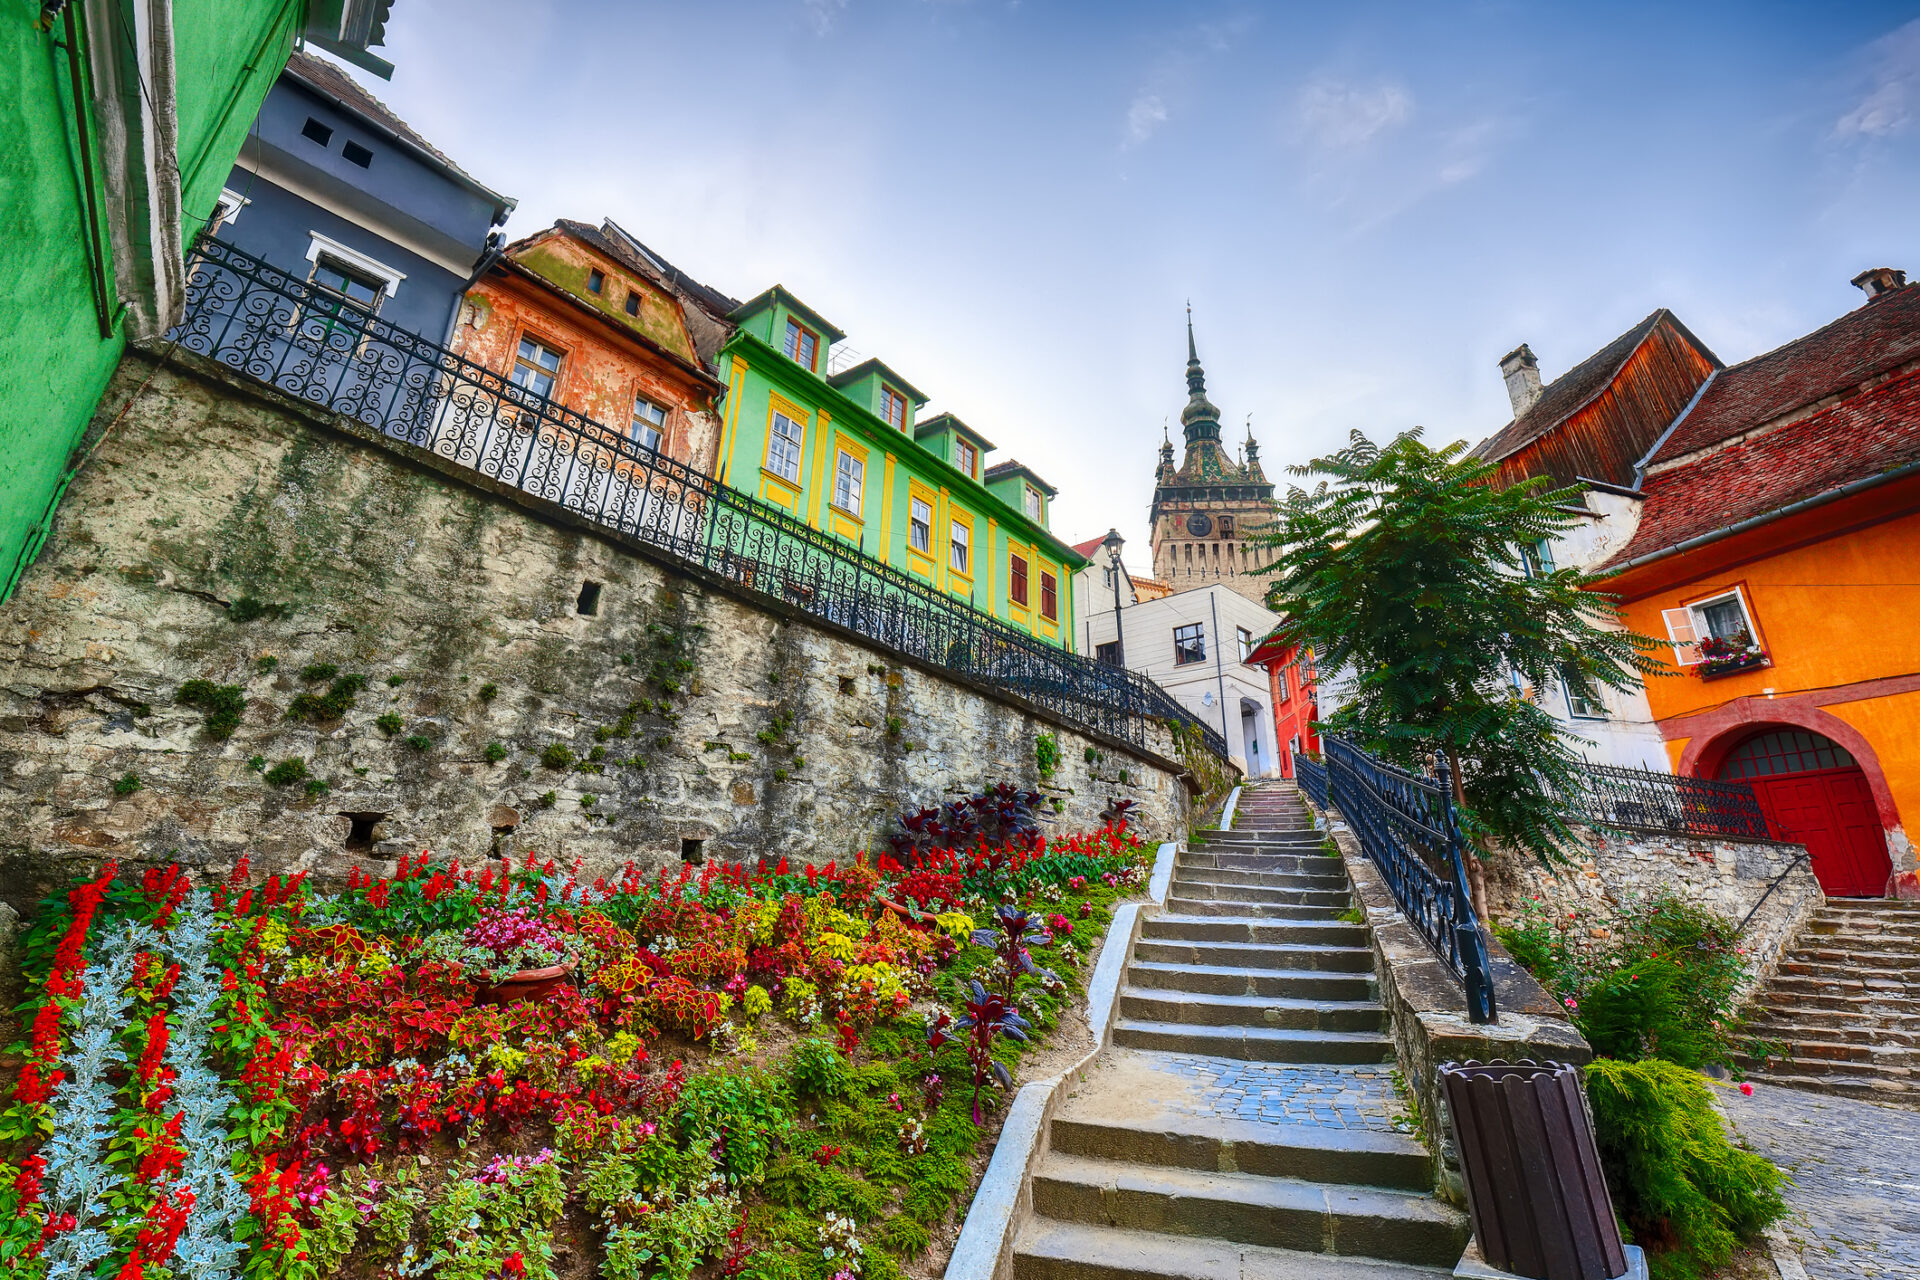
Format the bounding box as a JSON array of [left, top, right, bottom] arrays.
[[1260, 429, 1659, 905]]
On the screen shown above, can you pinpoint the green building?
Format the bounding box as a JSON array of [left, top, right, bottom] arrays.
[[0, 2, 396, 602], [715, 286, 1085, 649]]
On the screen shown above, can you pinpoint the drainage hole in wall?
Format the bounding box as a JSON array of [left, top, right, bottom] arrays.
[[577, 580, 603, 616], [341, 811, 387, 852], [681, 837, 705, 865]]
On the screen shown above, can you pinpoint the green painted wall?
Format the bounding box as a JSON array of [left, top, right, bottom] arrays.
[[715, 295, 1085, 648], [0, 0, 300, 602]]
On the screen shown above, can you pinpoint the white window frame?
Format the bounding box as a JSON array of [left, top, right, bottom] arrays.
[[632, 395, 667, 451], [833, 448, 864, 516], [909, 497, 933, 553], [1237, 626, 1253, 663], [1024, 485, 1043, 521], [949, 519, 970, 574], [1563, 679, 1608, 721], [303, 232, 404, 299], [212, 186, 251, 229], [1661, 586, 1758, 668], [766, 411, 805, 484]]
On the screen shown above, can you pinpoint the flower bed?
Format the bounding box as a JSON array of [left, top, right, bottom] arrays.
[[0, 823, 1148, 1280]]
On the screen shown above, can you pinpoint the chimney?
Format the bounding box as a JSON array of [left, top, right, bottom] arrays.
[[1499, 343, 1543, 417], [1851, 267, 1907, 301]]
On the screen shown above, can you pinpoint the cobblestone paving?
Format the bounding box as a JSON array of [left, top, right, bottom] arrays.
[[1155, 1053, 1411, 1133], [1719, 1082, 1920, 1279]]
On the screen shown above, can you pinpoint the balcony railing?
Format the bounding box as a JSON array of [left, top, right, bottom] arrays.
[[1569, 762, 1773, 841], [1322, 739, 1497, 1023], [167, 236, 1232, 764]]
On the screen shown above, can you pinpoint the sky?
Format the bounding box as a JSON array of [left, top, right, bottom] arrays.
[[346, 0, 1920, 561]]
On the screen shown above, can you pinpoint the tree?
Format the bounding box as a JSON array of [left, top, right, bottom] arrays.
[[1258, 429, 1660, 908]]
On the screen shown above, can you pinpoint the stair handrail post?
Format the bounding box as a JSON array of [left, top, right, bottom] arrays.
[[1433, 751, 1498, 1024]]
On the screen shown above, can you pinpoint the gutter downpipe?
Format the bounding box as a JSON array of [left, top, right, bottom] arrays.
[[1606, 458, 1920, 575], [1631, 369, 1717, 490], [1208, 589, 1230, 751]]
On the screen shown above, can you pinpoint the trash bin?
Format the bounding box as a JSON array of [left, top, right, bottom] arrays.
[[1438, 1060, 1629, 1280]]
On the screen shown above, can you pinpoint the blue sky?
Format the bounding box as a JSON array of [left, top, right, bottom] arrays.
[[355, 0, 1920, 557]]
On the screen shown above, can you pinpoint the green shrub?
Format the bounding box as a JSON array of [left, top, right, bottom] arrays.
[[300, 662, 339, 682], [385, 674, 406, 687], [787, 1038, 849, 1098], [227, 595, 284, 622], [112, 772, 142, 797], [177, 679, 246, 738], [304, 778, 330, 798], [287, 673, 369, 722], [674, 1068, 793, 1184], [265, 757, 309, 786], [541, 743, 576, 770], [405, 734, 432, 753], [375, 712, 403, 736], [478, 682, 499, 702], [1585, 1058, 1785, 1279], [255, 654, 279, 673], [483, 741, 508, 763], [1034, 731, 1060, 780]]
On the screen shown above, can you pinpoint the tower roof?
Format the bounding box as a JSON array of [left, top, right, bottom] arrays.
[[1180, 306, 1224, 438]]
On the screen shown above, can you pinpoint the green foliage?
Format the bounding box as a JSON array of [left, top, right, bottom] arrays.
[[1084, 746, 1101, 764], [300, 662, 339, 682], [885, 716, 904, 738], [479, 682, 500, 702], [541, 743, 576, 770], [588, 744, 606, 762], [177, 678, 246, 738], [419, 1151, 569, 1280], [385, 674, 407, 687], [227, 595, 285, 622], [405, 734, 433, 752], [111, 771, 142, 797], [581, 794, 597, 808], [1034, 732, 1060, 781], [537, 790, 557, 808], [1259, 430, 1662, 864], [246, 754, 266, 773], [255, 654, 279, 673], [304, 778, 330, 798], [264, 757, 309, 786], [788, 1038, 851, 1098], [676, 1068, 794, 1184], [483, 741, 508, 763], [1585, 1059, 1785, 1279], [287, 673, 369, 722], [1336, 906, 1364, 924], [375, 712, 403, 736]]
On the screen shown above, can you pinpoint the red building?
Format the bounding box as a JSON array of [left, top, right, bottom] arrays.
[[1246, 631, 1320, 777]]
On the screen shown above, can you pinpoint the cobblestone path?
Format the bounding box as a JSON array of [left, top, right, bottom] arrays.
[[1720, 1081, 1920, 1279]]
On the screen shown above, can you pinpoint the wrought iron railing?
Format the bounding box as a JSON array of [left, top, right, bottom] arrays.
[[1322, 738, 1497, 1022], [167, 236, 1231, 763], [1569, 763, 1772, 841], [1294, 752, 1328, 809]]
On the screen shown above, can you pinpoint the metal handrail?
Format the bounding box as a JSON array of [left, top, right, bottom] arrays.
[[1294, 752, 1329, 809], [1570, 762, 1772, 841], [1323, 738, 1497, 1023], [167, 236, 1232, 763]]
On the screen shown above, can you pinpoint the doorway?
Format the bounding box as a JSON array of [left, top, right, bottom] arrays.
[[1716, 728, 1891, 897]]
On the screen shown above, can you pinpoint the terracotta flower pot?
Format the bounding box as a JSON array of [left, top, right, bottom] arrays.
[[477, 959, 576, 1006]]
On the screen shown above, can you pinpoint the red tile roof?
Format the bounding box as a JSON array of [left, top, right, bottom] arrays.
[[1069, 536, 1108, 558], [1600, 362, 1920, 568], [1652, 284, 1920, 461], [1472, 312, 1670, 465]]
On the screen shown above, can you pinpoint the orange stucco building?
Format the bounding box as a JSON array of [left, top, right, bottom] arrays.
[[1595, 270, 1920, 897]]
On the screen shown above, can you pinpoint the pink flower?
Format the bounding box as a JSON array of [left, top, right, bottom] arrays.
[[1740, 1083, 1753, 1096]]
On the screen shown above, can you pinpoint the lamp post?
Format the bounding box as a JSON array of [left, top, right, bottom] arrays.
[[1101, 528, 1126, 667]]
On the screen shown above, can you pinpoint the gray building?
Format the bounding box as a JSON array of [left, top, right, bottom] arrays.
[[213, 50, 513, 343]]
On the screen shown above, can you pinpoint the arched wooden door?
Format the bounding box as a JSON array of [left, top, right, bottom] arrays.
[[1716, 729, 1892, 897]]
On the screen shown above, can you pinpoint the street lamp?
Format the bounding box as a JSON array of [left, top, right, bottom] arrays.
[[1101, 528, 1126, 667]]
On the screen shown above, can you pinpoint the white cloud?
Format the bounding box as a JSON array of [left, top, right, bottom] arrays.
[[1127, 93, 1169, 145], [804, 0, 848, 35], [1295, 79, 1413, 148], [1835, 18, 1920, 138]]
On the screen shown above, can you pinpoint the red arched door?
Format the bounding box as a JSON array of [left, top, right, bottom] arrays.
[[1717, 729, 1891, 897]]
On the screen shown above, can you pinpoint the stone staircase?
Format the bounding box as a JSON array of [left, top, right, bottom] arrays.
[[1735, 898, 1920, 1106], [1013, 783, 1470, 1280]]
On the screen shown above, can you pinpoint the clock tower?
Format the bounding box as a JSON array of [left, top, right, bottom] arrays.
[[1147, 312, 1276, 604]]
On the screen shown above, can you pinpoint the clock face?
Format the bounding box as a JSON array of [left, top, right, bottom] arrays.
[[1185, 513, 1213, 537]]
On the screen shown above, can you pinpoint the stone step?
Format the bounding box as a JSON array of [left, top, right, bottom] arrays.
[[1112, 1020, 1394, 1064], [1740, 1019, 1920, 1049], [1142, 915, 1371, 948], [1046, 1111, 1431, 1192], [1765, 977, 1920, 1006], [1168, 881, 1353, 908], [1195, 833, 1323, 848], [1029, 1154, 1468, 1268], [1807, 922, 1920, 941], [1173, 865, 1350, 890], [1132, 938, 1377, 973], [1782, 951, 1920, 973], [1118, 988, 1385, 1033], [1126, 960, 1376, 1001], [1740, 1037, 1920, 1067], [1013, 1218, 1453, 1280], [1722, 1070, 1920, 1107], [1732, 1049, 1917, 1081], [1164, 897, 1351, 922], [1742, 1001, 1920, 1030], [1180, 852, 1340, 873]]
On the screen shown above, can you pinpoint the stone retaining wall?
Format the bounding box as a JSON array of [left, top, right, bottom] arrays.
[[1485, 825, 1822, 1003], [0, 347, 1190, 908]]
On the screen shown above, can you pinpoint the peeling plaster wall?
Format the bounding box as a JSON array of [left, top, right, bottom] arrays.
[[0, 349, 1189, 907]]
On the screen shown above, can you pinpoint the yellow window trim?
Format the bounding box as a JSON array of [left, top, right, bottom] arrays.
[[763, 394, 810, 494], [828, 433, 869, 523], [878, 453, 897, 566], [905, 478, 939, 568], [717, 356, 748, 485], [947, 506, 977, 588]]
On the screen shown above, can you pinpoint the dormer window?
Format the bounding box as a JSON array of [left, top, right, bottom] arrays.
[[880, 386, 907, 430], [1023, 486, 1043, 521], [783, 318, 819, 371], [956, 438, 977, 478]]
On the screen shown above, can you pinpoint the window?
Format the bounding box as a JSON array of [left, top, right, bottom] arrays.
[[625, 291, 641, 316], [1564, 677, 1607, 720], [1010, 554, 1029, 607], [301, 116, 333, 146], [1219, 516, 1234, 539], [1721, 729, 1856, 780], [1237, 626, 1253, 662], [1173, 623, 1206, 666], [1661, 588, 1759, 666], [909, 498, 932, 553], [342, 140, 373, 168], [956, 438, 976, 478], [880, 387, 907, 430], [1095, 641, 1121, 666], [1040, 571, 1058, 621], [632, 395, 667, 451], [950, 520, 970, 574], [312, 257, 384, 308], [1278, 668, 1291, 702], [1023, 486, 1043, 521], [1521, 538, 1556, 579], [511, 335, 564, 399], [766, 411, 805, 483], [833, 448, 864, 516], [783, 318, 819, 371], [211, 187, 249, 232], [587, 269, 606, 294], [576, 581, 603, 616]]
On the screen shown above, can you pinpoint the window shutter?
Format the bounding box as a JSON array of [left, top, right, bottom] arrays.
[[1662, 608, 1701, 666]]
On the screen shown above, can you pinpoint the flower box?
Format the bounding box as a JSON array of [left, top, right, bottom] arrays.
[[476, 958, 576, 1006], [1695, 636, 1768, 679]]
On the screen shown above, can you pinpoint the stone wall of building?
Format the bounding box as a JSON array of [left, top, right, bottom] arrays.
[[1485, 825, 1823, 1002], [0, 347, 1191, 909]]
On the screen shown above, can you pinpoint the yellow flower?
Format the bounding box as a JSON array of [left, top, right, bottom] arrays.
[[487, 1042, 529, 1073]]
